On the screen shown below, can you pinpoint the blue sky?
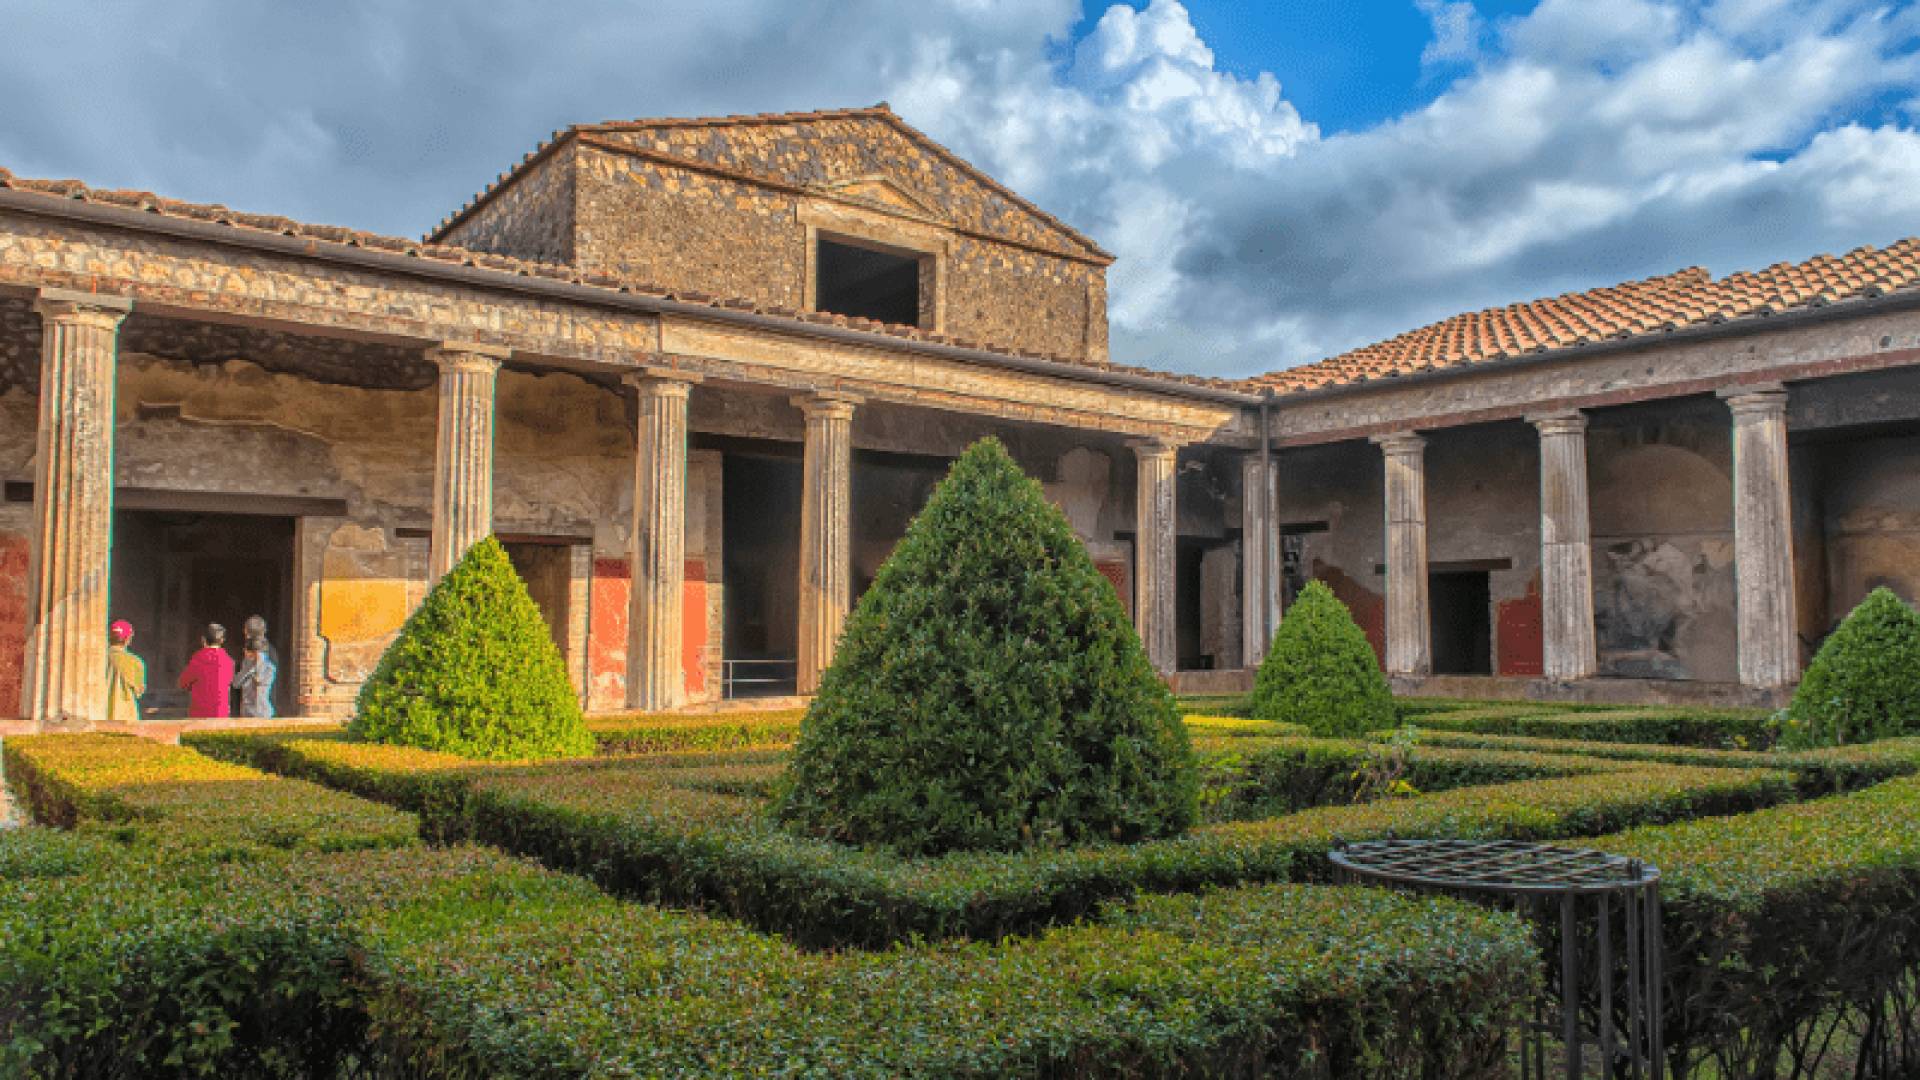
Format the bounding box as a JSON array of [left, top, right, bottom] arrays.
[[2, 0, 1918, 377]]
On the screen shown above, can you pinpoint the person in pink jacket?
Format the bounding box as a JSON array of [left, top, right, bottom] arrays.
[[178, 622, 235, 719]]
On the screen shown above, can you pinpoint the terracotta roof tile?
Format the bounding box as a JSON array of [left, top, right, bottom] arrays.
[[1257, 245, 1920, 392]]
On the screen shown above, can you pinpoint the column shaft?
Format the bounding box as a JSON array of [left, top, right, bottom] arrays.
[[795, 393, 859, 695], [1240, 453, 1278, 668], [427, 344, 506, 581], [23, 290, 131, 726], [1132, 439, 1179, 673], [627, 372, 698, 710], [1533, 413, 1597, 681], [1373, 432, 1431, 677], [1725, 387, 1799, 689]]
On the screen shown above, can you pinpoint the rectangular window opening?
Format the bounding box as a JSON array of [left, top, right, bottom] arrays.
[[814, 235, 923, 327]]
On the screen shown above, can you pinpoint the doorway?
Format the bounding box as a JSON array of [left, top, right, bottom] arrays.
[[722, 450, 802, 697], [501, 541, 573, 658], [110, 510, 297, 717], [1429, 570, 1493, 676]]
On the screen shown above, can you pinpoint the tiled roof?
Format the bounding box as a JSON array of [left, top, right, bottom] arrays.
[[1258, 239, 1920, 392], [430, 104, 1114, 262], [0, 163, 1240, 394]]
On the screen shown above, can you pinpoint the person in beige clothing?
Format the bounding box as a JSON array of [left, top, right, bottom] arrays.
[[106, 619, 146, 724]]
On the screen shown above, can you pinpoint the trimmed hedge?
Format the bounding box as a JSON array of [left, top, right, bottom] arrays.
[[1250, 580, 1396, 737], [586, 708, 806, 754], [1194, 734, 1610, 820], [1594, 774, 1920, 1077], [453, 750, 1790, 947], [1410, 729, 1920, 794], [1403, 705, 1774, 749], [364, 878, 1534, 1079], [777, 438, 1196, 855], [1782, 587, 1920, 749], [2, 733, 417, 852], [1183, 714, 1309, 739], [351, 536, 594, 761]]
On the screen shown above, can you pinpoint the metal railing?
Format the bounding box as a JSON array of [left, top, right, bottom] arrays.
[[722, 658, 798, 700]]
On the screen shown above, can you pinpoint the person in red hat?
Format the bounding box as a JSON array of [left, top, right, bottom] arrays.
[[178, 623, 235, 720], [106, 620, 146, 724]]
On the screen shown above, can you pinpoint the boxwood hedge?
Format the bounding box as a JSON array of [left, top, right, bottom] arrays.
[[3, 733, 417, 853], [1403, 705, 1774, 748], [1594, 774, 1920, 1078]]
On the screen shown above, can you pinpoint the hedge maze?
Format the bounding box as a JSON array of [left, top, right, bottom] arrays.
[[4, 696, 1920, 1077]]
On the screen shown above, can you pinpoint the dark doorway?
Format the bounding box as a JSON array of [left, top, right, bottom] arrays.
[[723, 451, 803, 697], [815, 235, 922, 327], [1429, 570, 1493, 676], [502, 541, 573, 658], [1177, 538, 1207, 670], [110, 510, 296, 717]]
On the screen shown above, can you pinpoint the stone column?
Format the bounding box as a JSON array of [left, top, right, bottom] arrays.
[[1372, 432, 1431, 677], [1723, 386, 1800, 689], [427, 342, 507, 582], [1131, 439, 1179, 673], [22, 289, 131, 726], [1532, 412, 1598, 681], [795, 392, 860, 695], [1240, 453, 1278, 668], [626, 370, 700, 711]]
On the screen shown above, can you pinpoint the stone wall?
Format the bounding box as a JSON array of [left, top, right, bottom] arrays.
[[436, 143, 578, 266], [438, 119, 1112, 364], [1813, 432, 1920, 619]]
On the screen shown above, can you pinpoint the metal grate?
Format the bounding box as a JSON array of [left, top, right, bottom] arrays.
[[1332, 838, 1665, 1079]]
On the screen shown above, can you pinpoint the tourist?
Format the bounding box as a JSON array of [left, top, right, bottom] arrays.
[[105, 620, 146, 725], [234, 632, 277, 719], [243, 614, 279, 666], [178, 623, 235, 720]]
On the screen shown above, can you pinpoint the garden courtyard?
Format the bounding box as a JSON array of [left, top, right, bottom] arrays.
[[5, 440, 1920, 1079]]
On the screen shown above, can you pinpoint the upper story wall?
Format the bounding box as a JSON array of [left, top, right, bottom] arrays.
[[435, 114, 1112, 365]]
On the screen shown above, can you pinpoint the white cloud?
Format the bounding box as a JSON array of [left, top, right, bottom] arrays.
[[1417, 0, 1487, 67], [0, 0, 1917, 378]]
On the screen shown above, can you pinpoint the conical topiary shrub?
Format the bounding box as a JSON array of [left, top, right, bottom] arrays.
[[351, 536, 593, 760], [772, 437, 1197, 856], [1250, 579, 1395, 738], [1781, 588, 1920, 749]]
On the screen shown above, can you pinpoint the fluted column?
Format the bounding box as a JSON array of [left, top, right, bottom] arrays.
[[1241, 452, 1278, 668], [1533, 412, 1597, 681], [626, 371, 699, 710], [1372, 432, 1431, 677], [1723, 386, 1799, 689], [1132, 438, 1179, 673], [427, 343, 507, 582], [23, 289, 131, 726], [795, 392, 859, 695]]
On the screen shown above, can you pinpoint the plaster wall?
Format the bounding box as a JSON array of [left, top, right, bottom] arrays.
[[1588, 399, 1738, 683], [1816, 432, 1920, 617]]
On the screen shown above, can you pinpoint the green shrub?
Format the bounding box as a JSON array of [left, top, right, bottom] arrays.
[[351, 536, 593, 761], [1782, 587, 1920, 749], [1250, 580, 1395, 737], [1409, 729, 1920, 794], [363, 877, 1534, 1078], [1408, 705, 1775, 749], [774, 438, 1196, 856], [587, 708, 805, 754], [2, 733, 418, 853], [1594, 775, 1920, 1077]]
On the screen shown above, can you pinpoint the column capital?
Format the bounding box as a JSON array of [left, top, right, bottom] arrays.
[[792, 391, 861, 420], [1127, 437, 1181, 461], [1528, 410, 1588, 436], [427, 341, 508, 375], [35, 288, 132, 326], [1369, 430, 1427, 456], [628, 367, 702, 398], [1719, 384, 1788, 417]]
